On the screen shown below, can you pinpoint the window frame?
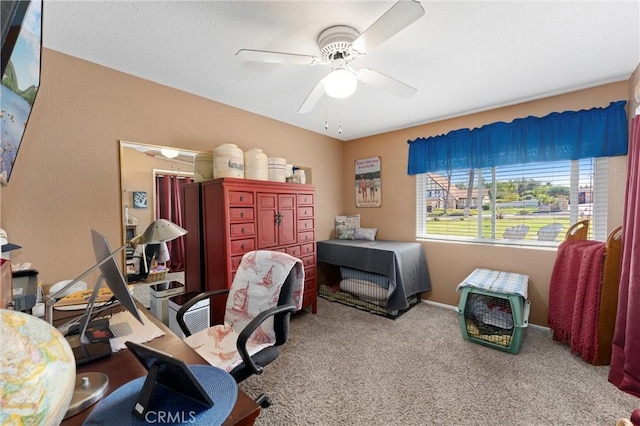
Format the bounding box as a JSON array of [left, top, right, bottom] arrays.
[[415, 158, 608, 246]]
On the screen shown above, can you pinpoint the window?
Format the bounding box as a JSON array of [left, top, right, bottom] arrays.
[[416, 158, 608, 245]]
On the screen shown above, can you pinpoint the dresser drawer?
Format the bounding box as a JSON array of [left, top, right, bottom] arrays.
[[230, 238, 255, 254], [229, 207, 254, 221], [228, 191, 254, 205], [297, 193, 314, 205], [297, 206, 314, 218], [230, 223, 255, 238], [298, 218, 314, 231], [285, 245, 301, 257], [301, 253, 316, 268], [301, 242, 315, 255], [231, 255, 244, 271], [304, 277, 316, 292], [298, 230, 314, 243]]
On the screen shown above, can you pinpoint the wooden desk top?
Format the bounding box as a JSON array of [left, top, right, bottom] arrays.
[[59, 305, 260, 425]]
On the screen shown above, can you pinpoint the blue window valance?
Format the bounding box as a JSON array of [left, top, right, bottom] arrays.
[[407, 100, 628, 175]]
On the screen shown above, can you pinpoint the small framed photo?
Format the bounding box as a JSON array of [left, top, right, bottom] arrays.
[[133, 191, 148, 209]]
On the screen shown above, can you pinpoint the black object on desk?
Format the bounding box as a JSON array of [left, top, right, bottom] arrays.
[[67, 317, 113, 366], [125, 341, 214, 419], [71, 341, 112, 367]]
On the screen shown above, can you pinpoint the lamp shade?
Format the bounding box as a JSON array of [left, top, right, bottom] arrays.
[[324, 67, 358, 99], [139, 219, 187, 244]]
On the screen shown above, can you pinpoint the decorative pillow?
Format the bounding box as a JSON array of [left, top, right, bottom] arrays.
[[354, 227, 377, 241], [336, 226, 355, 240], [335, 214, 360, 239]]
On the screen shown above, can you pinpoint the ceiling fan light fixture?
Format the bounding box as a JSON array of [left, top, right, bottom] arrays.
[[160, 148, 180, 159], [324, 67, 358, 99]]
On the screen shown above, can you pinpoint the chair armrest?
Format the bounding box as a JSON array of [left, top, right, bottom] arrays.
[[176, 289, 230, 337], [236, 304, 297, 376]]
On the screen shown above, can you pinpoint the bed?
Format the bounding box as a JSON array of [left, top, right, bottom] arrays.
[[548, 220, 623, 365], [316, 239, 431, 318]]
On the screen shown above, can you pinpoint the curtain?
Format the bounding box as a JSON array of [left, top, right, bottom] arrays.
[[155, 174, 193, 272], [609, 115, 640, 397], [407, 101, 628, 174]]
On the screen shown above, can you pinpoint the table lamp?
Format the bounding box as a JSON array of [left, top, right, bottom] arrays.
[[44, 219, 187, 325]]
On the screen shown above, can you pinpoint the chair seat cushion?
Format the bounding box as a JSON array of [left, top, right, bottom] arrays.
[[184, 325, 274, 373]]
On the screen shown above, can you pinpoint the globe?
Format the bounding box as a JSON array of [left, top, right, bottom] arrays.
[[0, 309, 76, 425]]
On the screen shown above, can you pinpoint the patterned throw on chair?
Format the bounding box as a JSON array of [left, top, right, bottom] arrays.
[[184, 251, 304, 372]]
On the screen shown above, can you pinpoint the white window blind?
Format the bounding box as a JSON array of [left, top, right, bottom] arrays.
[[416, 158, 607, 245]]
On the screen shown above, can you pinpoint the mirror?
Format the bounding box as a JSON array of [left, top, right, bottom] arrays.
[[119, 140, 202, 284]]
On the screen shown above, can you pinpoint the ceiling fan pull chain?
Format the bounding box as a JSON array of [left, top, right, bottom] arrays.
[[324, 97, 329, 130]]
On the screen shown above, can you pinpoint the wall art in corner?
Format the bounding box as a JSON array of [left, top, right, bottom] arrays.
[[355, 157, 381, 208], [132, 191, 148, 209]]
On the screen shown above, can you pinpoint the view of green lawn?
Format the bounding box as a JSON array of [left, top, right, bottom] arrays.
[[425, 214, 572, 240]]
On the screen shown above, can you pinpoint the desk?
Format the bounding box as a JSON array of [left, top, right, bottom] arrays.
[[57, 304, 260, 425]]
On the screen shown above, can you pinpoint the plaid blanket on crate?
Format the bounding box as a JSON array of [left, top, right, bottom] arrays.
[[456, 268, 529, 298]]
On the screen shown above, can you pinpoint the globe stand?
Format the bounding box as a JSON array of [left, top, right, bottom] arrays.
[[63, 372, 109, 419]]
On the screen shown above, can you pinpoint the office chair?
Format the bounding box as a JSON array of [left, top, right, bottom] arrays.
[[176, 250, 304, 408]]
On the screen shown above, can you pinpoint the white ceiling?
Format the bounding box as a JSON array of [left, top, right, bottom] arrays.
[[42, 1, 640, 141]]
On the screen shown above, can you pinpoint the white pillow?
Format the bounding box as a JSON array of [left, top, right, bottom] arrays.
[[354, 227, 377, 241]]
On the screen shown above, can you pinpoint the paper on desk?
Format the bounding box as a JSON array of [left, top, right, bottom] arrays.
[[109, 310, 165, 352]]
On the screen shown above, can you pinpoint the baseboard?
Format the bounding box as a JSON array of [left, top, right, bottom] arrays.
[[420, 298, 550, 331], [420, 299, 458, 311]]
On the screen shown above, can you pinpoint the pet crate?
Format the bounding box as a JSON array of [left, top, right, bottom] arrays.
[[457, 287, 531, 354]]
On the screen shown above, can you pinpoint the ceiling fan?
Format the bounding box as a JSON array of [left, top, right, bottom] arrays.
[[236, 0, 425, 114]]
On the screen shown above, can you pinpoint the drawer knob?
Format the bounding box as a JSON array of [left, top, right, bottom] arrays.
[[240, 212, 244, 218], [240, 195, 244, 202], [242, 227, 245, 234]]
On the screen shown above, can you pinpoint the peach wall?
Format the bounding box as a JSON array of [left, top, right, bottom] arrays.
[[1, 49, 343, 285], [343, 81, 630, 325]]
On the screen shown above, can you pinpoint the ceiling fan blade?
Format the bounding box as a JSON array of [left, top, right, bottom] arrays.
[[352, 0, 425, 54], [298, 78, 326, 114], [356, 68, 417, 99], [236, 49, 320, 65]]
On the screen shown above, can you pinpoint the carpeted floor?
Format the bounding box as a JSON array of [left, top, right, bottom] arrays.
[[239, 298, 639, 426]]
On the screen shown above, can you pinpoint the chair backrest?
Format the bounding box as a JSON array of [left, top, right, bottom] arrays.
[[273, 268, 296, 346], [537, 223, 564, 241], [565, 220, 589, 241], [224, 250, 304, 346]]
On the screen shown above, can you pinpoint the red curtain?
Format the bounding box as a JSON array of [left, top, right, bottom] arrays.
[[609, 115, 640, 396], [155, 174, 193, 272]]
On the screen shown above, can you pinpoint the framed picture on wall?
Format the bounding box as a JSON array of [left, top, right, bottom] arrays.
[[133, 191, 148, 209], [355, 157, 381, 208]]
